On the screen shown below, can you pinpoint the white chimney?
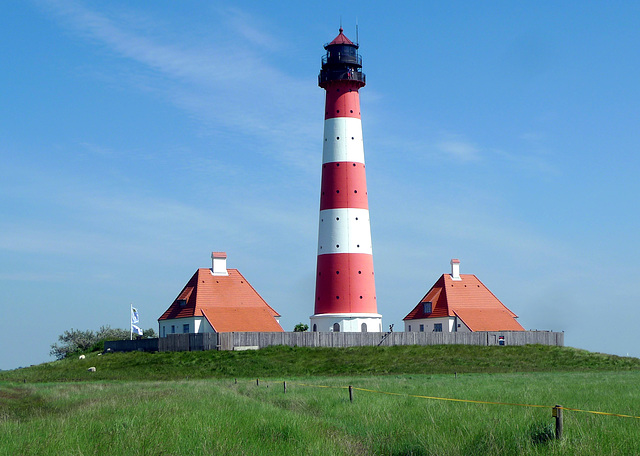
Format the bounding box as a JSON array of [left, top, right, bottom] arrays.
[[450, 258, 461, 280], [211, 251, 229, 276]]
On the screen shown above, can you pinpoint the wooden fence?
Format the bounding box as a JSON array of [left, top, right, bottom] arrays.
[[219, 330, 563, 350], [105, 330, 563, 353], [158, 333, 218, 352]]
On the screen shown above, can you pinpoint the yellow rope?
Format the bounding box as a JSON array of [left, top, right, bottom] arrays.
[[558, 406, 640, 419], [273, 381, 640, 419], [353, 386, 549, 409]]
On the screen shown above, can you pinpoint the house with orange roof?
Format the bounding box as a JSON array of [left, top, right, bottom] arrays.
[[158, 252, 283, 337], [403, 259, 524, 333]]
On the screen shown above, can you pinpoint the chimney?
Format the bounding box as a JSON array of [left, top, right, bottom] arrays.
[[211, 252, 229, 276], [450, 258, 461, 280]]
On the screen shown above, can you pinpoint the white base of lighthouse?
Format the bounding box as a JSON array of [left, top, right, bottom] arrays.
[[310, 313, 383, 333]]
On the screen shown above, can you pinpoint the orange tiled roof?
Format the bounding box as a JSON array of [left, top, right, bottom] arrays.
[[403, 273, 524, 331], [158, 268, 283, 332], [202, 308, 283, 332]]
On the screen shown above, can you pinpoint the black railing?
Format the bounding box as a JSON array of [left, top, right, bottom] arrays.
[[318, 69, 366, 85]]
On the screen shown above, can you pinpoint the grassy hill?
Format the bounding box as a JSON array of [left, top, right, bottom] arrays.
[[2, 345, 640, 455], [2, 344, 639, 383]]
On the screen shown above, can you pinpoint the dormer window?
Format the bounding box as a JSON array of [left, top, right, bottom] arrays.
[[178, 299, 186, 307], [423, 301, 432, 314]]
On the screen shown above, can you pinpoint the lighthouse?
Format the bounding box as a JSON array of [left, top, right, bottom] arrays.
[[311, 28, 383, 333]]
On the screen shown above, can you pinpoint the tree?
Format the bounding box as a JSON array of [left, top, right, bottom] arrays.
[[96, 325, 130, 341], [50, 328, 97, 360], [293, 323, 309, 332], [50, 325, 142, 360]]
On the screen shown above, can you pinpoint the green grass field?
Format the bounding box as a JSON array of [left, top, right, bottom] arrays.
[[1, 345, 640, 455]]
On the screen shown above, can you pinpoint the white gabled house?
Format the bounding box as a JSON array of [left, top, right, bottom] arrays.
[[404, 259, 524, 333], [158, 252, 283, 337]]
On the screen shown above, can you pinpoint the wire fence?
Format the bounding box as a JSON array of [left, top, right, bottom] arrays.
[[235, 376, 640, 440]]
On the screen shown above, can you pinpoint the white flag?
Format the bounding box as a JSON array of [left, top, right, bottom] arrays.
[[132, 324, 143, 336], [131, 307, 139, 325]]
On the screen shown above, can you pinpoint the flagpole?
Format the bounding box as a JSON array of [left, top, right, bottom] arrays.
[[130, 303, 133, 340]]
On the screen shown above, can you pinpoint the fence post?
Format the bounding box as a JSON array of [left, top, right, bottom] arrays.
[[349, 385, 353, 403], [553, 405, 563, 440], [283, 381, 287, 393], [256, 378, 260, 387]]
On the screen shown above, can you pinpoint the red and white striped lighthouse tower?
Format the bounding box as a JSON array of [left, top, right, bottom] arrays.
[[311, 28, 382, 333]]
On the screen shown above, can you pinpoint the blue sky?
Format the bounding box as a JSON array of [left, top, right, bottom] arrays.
[[1, 1, 639, 370]]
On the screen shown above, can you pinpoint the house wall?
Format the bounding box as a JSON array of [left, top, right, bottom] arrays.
[[159, 316, 214, 338], [404, 317, 471, 333]]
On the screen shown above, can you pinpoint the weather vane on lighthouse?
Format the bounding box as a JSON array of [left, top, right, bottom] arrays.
[[311, 27, 383, 333]]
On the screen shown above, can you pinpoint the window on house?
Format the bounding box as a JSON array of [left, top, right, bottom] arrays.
[[434, 323, 443, 332], [423, 301, 432, 314], [361, 323, 367, 333], [183, 324, 189, 334], [333, 323, 340, 332], [419, 324, 424, 332], [171, 325, 175, 334], [408, 325, 412, 332], [313, 324, 317, 332], [178, 299, 186, 307]]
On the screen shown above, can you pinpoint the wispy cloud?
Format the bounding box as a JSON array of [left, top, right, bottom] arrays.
[[222, 7, 282, 50], [39, 0, 320, 173], [490, 147, 559, 176], [436, 139, 481, 162]]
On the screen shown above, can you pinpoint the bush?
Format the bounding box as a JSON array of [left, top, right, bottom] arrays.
[[293, 323, 309, 332], [50, 325, 151, 359], [50, 328, 97, 360]]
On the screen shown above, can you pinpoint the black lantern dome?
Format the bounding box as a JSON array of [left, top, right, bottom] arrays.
[[318, 28, 365, 88]]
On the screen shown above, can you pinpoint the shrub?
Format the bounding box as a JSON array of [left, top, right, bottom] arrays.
[[50, 325, 146, 359]]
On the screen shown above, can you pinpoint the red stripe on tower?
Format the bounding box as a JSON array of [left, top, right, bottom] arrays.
[[311, 28, 382, 333]]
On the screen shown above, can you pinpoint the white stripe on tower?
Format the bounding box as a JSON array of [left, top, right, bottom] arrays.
[[322, 117, 365, 164]]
